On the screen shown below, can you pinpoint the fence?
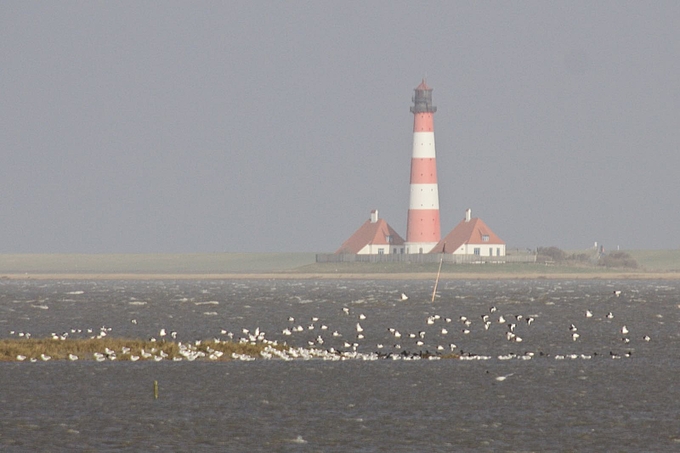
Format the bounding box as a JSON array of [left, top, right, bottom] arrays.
[[316, 253, 537, 264]]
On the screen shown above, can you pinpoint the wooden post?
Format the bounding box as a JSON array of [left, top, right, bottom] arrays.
[[153, 380, 159, 399], [431, 257, 443, 302]]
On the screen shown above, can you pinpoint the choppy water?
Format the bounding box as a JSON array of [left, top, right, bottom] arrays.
[[1, 278, 679, 451]]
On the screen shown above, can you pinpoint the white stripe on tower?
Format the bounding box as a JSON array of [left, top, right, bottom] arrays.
[[405, 79, 441, 254]]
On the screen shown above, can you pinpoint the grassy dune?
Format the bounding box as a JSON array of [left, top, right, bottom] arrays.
[[0, 251, 678, 278], [293, 261, 626, 275], [626, 250, 680, 272]]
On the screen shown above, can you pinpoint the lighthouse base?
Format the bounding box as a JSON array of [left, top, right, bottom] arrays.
[[404, 242, 438, 254]]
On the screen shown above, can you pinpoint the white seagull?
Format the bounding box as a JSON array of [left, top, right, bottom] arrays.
[[495, 373, 514, 382]]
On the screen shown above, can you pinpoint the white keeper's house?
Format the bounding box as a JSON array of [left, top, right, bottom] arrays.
[[336, 210, 405, 255], [430, 209, 506, 257]]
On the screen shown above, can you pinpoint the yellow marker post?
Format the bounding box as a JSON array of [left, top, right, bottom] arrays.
[[153, 380, 159, 399]]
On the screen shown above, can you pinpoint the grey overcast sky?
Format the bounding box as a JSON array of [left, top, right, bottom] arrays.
[[1, 2, 679, 253]]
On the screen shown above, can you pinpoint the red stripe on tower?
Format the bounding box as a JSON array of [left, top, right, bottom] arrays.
[[405, 79, 441, 254]]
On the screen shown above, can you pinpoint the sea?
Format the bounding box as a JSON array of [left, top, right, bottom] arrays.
[[0, 278, 679, 452]]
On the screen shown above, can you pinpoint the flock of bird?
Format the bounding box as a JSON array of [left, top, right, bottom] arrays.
[[4, 288, 653, 362], [265, 293, 650, 361]]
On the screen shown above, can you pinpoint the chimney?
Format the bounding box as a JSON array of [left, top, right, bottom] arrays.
[[370, 209, 379, 223], [465, 208, 471, 222]]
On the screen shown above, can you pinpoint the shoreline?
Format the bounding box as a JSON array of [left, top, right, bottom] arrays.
[[2, 272, 680, 280]]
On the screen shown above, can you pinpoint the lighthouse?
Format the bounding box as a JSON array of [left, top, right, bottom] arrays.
[[405, 79, 441, 253]]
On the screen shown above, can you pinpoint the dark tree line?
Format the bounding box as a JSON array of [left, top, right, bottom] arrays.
[[536, 247, 638, 269]]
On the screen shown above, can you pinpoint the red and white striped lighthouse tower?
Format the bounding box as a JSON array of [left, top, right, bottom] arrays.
[[405, 79, 441, 254]]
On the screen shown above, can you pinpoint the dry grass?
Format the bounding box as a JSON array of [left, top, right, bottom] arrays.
[[0, 338, 459, 362], [0, 338, 283, 362]]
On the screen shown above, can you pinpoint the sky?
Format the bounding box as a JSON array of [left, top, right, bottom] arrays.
[[1, 2, 679, 253]]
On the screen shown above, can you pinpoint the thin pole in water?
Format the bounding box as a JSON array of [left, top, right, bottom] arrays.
[[431, 257, 443, 302], [154, 380, 159, 399]]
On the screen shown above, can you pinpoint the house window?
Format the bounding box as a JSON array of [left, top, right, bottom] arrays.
[[393, 248, 397, 254], [497, 248, 501, 256], [489, 248, 493, 256], [482, 235, 489, 242], [473, 248, 480, 256], [386, 235, 392, 244], [378, 248, 384, 255]]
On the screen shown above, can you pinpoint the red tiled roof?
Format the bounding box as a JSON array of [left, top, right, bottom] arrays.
[[430, 217, 504, 253], [336, 218, 405, 254], [415, 79, 431, 91]]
